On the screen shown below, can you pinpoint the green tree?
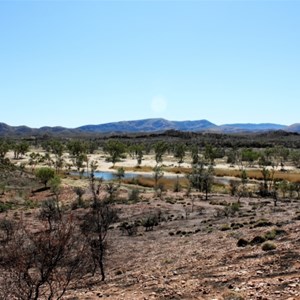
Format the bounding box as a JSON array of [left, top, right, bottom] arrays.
[[115, 167, 125, 184], [49, 175, 62, 201], [188, 161, 214, 200], [41, 152, 53, 167], [190, 144, 199, 165], [227, 147, 239, 167], [260, 167, 271, 196], [86, 140, 98, 154], [154, 141, 168, 165], [279, 180, 289, 199], [201, 165, 214, 200], [290, 150, 300, 168], [232, 169, 248, 203], [0, 140, 10, 160], [49, 140, 65, 173], [72, 153, 87, 173], [136, 144, 144, 166], [35, 167, 55, 187], [104, 140, 126, 167], [241, 148, 260, 167], [153, 165, 164, 191], [28, 152, 41, 171], [49, 139, 64, 157], [67, 139, 87, 157], [174, 143, 186, 166], [204, 144, 217, 165], [275, 146, 290, 170], [12, 141, 29, 159], [90, 160, 98, 173]]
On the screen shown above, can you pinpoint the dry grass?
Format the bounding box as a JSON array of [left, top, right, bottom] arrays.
[[118, 165, 300, 183], [214, 168, 300, 182], [123, 176, 189, 190], [166, 166, 300, 183], [115, 166, 154, 173], [165, 166, 191, 174]]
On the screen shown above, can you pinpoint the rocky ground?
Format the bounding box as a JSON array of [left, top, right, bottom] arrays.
[[55, 188, 300, 300]]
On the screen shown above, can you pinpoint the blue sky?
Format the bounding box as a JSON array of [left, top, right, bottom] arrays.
[[0, 0, 299, 128]]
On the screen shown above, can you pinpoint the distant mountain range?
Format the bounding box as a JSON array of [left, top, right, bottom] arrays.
[[0, 118, 299, 136], [78, 119, 216, 133]]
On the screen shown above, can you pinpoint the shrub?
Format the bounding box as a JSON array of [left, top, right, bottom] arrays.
[[223, 291, 245, 300], [262, 241, 277, 251], [71, 198, 88, 210], [0, 201, 13, 213], [222, 203, 240, 218], [231, 222, 244, 230], [25, 199, 39, 210], [119, 221, 138, 236], [264, 228, 286, 240], [128, 188, 140, 203], [0, 218, 14, 243], [173, 177, 182, 192], [0, 183, 5, 196], [237, 238, 248, 247], [165, 197, 176, 204], [254, 219, 274, 228], [250, 236, 266, 245], [220, 224, 231, 231], [143, 215, 159, 231]]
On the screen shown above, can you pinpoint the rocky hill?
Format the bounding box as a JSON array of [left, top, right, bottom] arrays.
[[0, 118, 298, 136], [77, 119, 217, 133]]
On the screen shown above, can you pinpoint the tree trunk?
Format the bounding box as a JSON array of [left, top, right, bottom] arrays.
[[99, 242, 105, 281]]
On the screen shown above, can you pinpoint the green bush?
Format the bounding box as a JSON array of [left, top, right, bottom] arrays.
[[264, 228, 286, 240], [262, 241, 277, 251], [220, 224, 231, 231], [35, 167, 55, 187], [25, 199, 39, 209], [0, 201, 13, 213]]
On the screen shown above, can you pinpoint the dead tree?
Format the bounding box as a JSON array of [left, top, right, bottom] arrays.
[[0, 214, 87, 300], [80, 170, 118, 281]]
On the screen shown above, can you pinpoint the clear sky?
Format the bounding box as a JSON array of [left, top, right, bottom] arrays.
[[0, 0, 299, 128]]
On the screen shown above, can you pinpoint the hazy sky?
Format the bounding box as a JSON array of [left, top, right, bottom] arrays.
[[0, 0, 299, 128]]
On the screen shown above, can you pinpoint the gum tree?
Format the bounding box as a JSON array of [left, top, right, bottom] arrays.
[[174, 143, 186, 166], [154, 141, 168, 165], [35, 167, 55, 187], [104, 140, 126, 167]]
